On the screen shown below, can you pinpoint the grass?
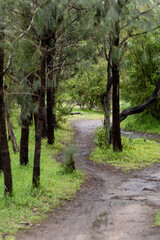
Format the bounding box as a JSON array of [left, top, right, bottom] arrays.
[[153, 212, 160, 227], [121, 112, 160, 135], [0, 109, 85, 237], [90, 129, 160, 170], [70, 107, 104, 120]]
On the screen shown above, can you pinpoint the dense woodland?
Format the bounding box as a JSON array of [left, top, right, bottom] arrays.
[[0, 0, 160, 200]]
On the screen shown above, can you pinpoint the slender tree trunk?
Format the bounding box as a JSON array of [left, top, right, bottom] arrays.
[[33, 42, 46, 187], [112, 20, 122, 152], [0, 29, 12, 195], [6, 112, 18, 153], [42, 105, 48, 138], [47, 87, 54, 144], [52, 85, 56, 129], [0, 152, 3, 172], [20, 113, 31, 165], [46, 43, 55, 145], [104, 45, 112, 146]]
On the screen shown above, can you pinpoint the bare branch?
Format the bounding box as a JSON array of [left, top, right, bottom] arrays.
[[121, 3, 160, 30], [120, 25, 160, 47]]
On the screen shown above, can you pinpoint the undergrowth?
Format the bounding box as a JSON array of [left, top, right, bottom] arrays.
[[121, 112, 160, 135], [0, 110, 85, 237], [90, 126, 160, 170], [153, 212, 160, 227]]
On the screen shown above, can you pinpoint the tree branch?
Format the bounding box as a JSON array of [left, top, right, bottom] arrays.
[[3, 7, 39, 75], [121, 3, 160, 30], [120, 78, 160, 122], [120, 25, 160, 47]]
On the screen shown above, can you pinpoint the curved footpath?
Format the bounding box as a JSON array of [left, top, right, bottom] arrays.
[[17, 119, 160, 240]]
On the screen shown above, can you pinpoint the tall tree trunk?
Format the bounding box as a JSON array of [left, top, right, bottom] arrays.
[[42, 105, 48, 138], [46, 43, 55, 145], [103, 45, 112, 146], [52, 85, 56, 129], [0, 152, 3, 172], [0, 29, 12, 195], [112, 20, 122, 152], [47, 86, 55, 144], [20, 113, 31, 165], [33, 42, 46, 187]]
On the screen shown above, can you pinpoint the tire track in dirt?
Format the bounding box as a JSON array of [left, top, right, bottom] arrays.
[[17, 119, 160, 240]]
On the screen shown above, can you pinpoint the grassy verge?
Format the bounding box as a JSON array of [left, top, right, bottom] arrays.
[[90, 126, 160, 171], [0, 111, 85, 238], [153, 212, 160, 227], [121, 113, 160, 135]]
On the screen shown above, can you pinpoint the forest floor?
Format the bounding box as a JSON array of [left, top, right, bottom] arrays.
[[16, 119, 160, 240]]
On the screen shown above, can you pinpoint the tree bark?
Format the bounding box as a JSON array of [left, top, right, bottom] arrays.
[[47, 86, 55, 144], [0, 152, 3, 172], [20, 113, 31, 165], [103, 45, 112, 146], [0, 29, 12, 195], [33, 42, 46, 187], [46, 42, 55, 145], [112, 20, 122, 152], [52, 85, 56, 129], [120, 78, 160, 123], [6, 112, 18, 153]]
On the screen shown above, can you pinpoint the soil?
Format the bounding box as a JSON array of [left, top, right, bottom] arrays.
[[16, 119, 160, 240]]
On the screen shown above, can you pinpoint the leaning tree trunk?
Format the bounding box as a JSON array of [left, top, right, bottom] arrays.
[[6, 112, 18, 153], [0, 29, 12, 195], [120, 78, 160, 123], [112, 20, 122, 152], [33, 42, 46, 187]]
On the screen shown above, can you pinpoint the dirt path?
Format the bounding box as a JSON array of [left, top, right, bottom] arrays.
[[17, 119, 160, 240]]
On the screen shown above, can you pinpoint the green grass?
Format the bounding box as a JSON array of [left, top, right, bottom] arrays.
[[121, 113, 160, 135], [0, 109, 85, 237], [153, 212, 160, 227], [70, 107, 104, 120], [90, 136, 160, 171]]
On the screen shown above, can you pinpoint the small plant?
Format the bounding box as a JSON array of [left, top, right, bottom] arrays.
[[62, 145, 76, 173], [94, 126, 106, 148]]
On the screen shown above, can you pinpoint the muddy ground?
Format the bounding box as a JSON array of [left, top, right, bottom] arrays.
[[17, 119, 160, 240]]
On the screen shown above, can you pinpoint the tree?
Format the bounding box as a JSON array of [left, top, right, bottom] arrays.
[[0, 26, 12, 195], [121, 33, 160, 118], [67, 60, 107, 110], [98, 0, 160, 151]]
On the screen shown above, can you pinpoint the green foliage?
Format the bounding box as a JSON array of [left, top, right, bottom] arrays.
[[121, 112, 160, 135], [91, 136, 160, 170], [94, 126, 106, 148], [70, 107, 104, 120], [121, 32, 160, 118], [153, 211, 160, 227], [67, 60, 107, 110], [0, 115, 84, 235], [61, 145, 76, 174]]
